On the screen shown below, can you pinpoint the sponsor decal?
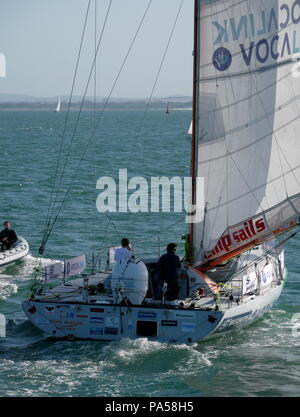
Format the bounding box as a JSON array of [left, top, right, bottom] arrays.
[[64, 254, 86, 277], [90, 327, 104, 336], [90, 308, 104, 313], [90, 316, 104, 324], [36, 318, 50, 326], [213, 47, 232, 71], [205, 218, 266, 260], [243, 272, 258, 295], [63, 321, 82, 325], [216, 311, 252, 332], [161, 320, 177, 327], [28, 306, 37, 314], [212, 2, 300, 71], [105, 317, 119, 328], [60, 311, 74, 319], [208, 315, 218, 323], [104, 327, 118, 335], [182, 322, 196, 333], [44, 262, 63, 281], [261, 264, 273, 287], [173, 311, 195, 319], [76, 314, 88, 318], [138, 311, 156, 319], [56, 305, 73, 309], [55, 320, 83, 332], [45, 306, 55, 314]]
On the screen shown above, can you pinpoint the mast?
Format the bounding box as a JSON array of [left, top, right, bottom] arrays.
[[189, 0, 200, 263]]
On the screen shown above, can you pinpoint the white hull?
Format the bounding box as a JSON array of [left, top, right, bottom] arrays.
[[22, 249, 286, 344], [213, 278, 284, 335], [22, 280, 283, 344], [0, 237, 29, 268]]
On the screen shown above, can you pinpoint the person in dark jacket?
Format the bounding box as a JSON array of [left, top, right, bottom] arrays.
[[158, 243, 181, 300], [0, 221, 18, 252]]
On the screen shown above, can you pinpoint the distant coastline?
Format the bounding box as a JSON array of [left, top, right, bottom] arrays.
[[0, 95, 192, 112]]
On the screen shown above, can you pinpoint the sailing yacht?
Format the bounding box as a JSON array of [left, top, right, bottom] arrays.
[[23, 0, 300, 343]]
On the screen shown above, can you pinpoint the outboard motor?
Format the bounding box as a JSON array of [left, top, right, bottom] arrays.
[[111, 258, 148, 304]]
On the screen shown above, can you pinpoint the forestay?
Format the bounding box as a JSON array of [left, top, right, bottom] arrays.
[[193, 0, 300, 266]]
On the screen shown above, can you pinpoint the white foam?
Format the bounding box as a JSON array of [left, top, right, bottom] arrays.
[[16, 254, 63, 278], [0, 279, 18, 300]]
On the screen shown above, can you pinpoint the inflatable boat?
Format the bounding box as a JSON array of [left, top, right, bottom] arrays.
[[0, 237, 29, 268]]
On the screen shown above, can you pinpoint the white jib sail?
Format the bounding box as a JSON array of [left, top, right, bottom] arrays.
[[193, 0, 300, 265]]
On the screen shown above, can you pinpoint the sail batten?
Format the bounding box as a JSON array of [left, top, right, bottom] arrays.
[[200, 59, 296, 81], [193, 0, 300, 266]]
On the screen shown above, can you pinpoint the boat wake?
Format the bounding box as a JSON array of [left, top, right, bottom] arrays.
[[98, 337, 213, 370], [0, 254, 62, 280], [0, 277, 18, 300]]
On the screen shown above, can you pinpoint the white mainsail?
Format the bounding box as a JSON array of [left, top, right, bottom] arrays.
[[193, 0, 300, 266]]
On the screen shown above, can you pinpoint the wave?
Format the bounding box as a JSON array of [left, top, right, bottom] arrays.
[[0, 254, 63, 280], [0, 278, 18, 300]]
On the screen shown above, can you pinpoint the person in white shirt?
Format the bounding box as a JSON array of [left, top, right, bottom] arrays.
[[114, 238, 133, 263]]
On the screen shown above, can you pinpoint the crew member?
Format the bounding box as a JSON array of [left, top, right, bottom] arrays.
[[0, 221, 18, 252], [158, 243, 181, 300], [114, 238, 133, 263]]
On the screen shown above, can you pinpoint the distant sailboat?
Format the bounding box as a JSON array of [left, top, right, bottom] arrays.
[[187, 120, 192, 136], [54, 97, 61, 113], [165, 102, 170, 114]]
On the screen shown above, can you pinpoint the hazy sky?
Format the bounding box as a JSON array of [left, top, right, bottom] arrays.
[[0, 0, 194, 99]]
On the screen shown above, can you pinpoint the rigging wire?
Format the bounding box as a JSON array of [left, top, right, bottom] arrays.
[[31, 1, 93, 288], [135, 0, 184, 138], [105, 0, 186, 245], [45, 0, 113, 226], [110, 0, 186, 244], [40, 0, 114, 254], [132, 215, 185, 246], [39, 0, 188, 259], [39, 0, 153, 253], [226, 229, 298, 280], [90, 0, 98, 272], [41, 0, 92, 253]]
